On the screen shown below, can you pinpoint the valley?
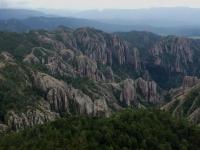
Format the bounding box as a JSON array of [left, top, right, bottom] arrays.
[[0, 16, 200, 148]]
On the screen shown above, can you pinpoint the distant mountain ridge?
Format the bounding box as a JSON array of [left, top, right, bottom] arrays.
[[0, 9, 47, 20], [1, 8, 200, 36], [1, 17, 200, 37], [0, 8, 200, 149], [69, 7, 200, 27]]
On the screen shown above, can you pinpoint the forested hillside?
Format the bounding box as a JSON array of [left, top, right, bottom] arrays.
[[0, 109, 199, 150]]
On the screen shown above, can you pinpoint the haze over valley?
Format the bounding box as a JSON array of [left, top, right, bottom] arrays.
[[1, 7, 200, 37]]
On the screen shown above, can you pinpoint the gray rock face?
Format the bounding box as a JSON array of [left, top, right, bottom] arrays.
[[136, 78, 161, 104], [120, 79, 136, 106], [104, 66, 114, 82], [150, 37, 193, 73], [0, 124, 8, 134], [93, 98, 110, 117], [116, 78, 161, 107], [46, 87, 69, 113], [126, 48, 141, 70], [32, 71, 112, 117], [37, 34, 66, 50], [70, 89, 94, 115], [5, 101, 59, 131], [33, 71, 70, 113], [162, 77, 200, 125], [75, 55, 98, 80], [1, 28, 170, 132], [24, 47, 104, 81], [74, 28, 141, 70], [33, 72, 91, 114], [32, 71, 161, 117], [182, 76, 200, 88], [23, 50, 40, 64], [22, 28, 144, 85], [1, 52, 14, 62]]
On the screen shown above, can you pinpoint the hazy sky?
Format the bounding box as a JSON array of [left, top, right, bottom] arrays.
[[1, 0, 200, 9]]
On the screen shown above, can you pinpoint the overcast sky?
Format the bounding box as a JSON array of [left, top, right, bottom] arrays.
[[1, 0, 200, 10]]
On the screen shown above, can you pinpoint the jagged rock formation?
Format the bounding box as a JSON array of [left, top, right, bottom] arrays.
[[182, 76, 200, 88], [118, 32, 200, 89], [73, 28, 140, 67], [120, 79, 136, 106], [136, 78, 161, 104], [150, 37, 193, 73], [162, 76, 200, 125], [0, 51, 162, 131], [75, 55, 98, 80], [32, 71, 111, 116], [117, 78, 162, 107], [6, 101, 59, 131], [1, 27, 200, 132]]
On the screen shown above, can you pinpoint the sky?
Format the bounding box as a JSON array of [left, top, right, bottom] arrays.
[[1, 0, 200, 10]]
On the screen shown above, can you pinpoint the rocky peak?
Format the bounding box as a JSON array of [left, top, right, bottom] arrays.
[[32, 71, 110, 117], [118, 78, 161, 107], [136, 78, 161, 104], [120, 79, 136, 106], [67, 28, 141, 70], [75, 55, 98, 80], [150, 37, 193, 73]]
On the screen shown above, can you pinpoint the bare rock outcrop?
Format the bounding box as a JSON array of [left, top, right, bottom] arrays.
[[5, 101, 59, 131], [32, 71, 109, 117], [136, 78, 161, 104], [70, 88, 94, 115], [75, 55, 98, 80], [93, 98, 110, 117], [0, 124, 8, 134], [72, 28, 141, 70], [116, 78, 161, 107], [37, 34, 66, 50], [120, 79, 136, 106], [182, 76, 200, 89], [150, 37, 193, 73], [162, 80, 200, 125], [0, 52, 14, 62], [104, 66, 114, 82]]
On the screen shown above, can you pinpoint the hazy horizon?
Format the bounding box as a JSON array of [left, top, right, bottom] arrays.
[[1, 0, 200, 10]]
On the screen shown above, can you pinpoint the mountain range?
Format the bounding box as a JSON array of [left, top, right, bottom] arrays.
[[0, 8, 200, 149], [0, 26, 200, 132], [1, 8, 200, 36]]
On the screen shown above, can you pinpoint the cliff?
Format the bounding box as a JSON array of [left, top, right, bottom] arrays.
[[1, 27, 200, 132]]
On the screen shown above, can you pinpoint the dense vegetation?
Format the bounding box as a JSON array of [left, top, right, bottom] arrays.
[[0, 109, 199, 150], [182, 88, 200, 115], [0, 62, 44, 122]]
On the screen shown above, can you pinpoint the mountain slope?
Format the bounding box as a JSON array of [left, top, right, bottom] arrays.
[[1, 27, 200, 131], [0, 109, 199, 150], [162, 76, 200, 125], [0, 28, 163, 132], [117, 31, 200, 89]]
